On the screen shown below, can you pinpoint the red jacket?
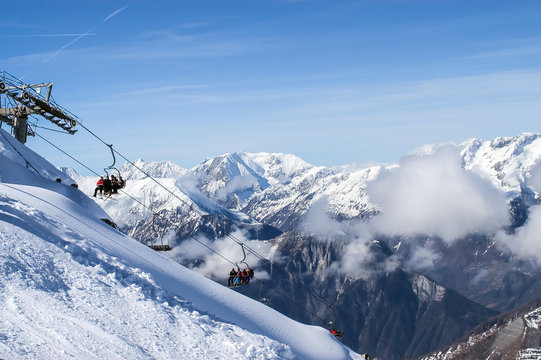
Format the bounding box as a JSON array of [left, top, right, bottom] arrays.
[[96, 179, 104, 186]]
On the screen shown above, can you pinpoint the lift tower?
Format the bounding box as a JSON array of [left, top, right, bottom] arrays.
[[0, 71, 78, 144]]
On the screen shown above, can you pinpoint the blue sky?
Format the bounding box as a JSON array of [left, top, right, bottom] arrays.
[[2, 0, 541, 174]]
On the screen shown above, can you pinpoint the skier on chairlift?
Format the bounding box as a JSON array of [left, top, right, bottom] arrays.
[[228, 268, 237, 287], [111, 175, 119, 194], [93, 176, 104, 197], [103, 176, 112, 195]]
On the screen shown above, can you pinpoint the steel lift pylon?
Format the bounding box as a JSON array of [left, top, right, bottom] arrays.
[[0, 71, 78, 143]]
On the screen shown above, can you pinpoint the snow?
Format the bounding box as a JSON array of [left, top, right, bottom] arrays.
[[0, 128, 361, 360], [460, 133, 541, 196], [517, 347, 541, 360], [525, 308, 541, 329]]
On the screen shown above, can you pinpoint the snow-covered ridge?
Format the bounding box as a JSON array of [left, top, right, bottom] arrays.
[[75, 133, 541, 236], [460, 132, 541, 196], [0, 128, 361, 360], [120, 159, 189, 180]]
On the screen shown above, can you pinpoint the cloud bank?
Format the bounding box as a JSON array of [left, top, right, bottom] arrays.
[[366, 145, 509, 242], [300, 145, 517, 274], [496, 206, 541, 264], [529, 160, 541, 194], [167, 229, 273, 280], [215, 175, 258, 201]]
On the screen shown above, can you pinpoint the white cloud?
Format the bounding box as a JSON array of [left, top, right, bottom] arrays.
[[529, 160, 541, 194], [298, 196, 346, 238], [300, 198, 401, 277], [496, 205, 541, 264], [215, 175, 258, 201], [366, 145, 510, 242], [167, 229, 273, 280], [330, 239, 373, 277], [404, 245, 438, 271]]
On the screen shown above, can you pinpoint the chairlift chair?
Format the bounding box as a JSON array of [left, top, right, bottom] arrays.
[[328, 306, 344, 338], [258, 282, 272, 307], [148, 212, 171, 251], [100, 143, 125, 199], [228, 243, 253, 287]]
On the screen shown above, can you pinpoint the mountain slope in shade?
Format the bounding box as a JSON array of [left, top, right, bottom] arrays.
[[261, 233, 497, 360], [0, 128, 362, 360], [418, 297, 541, 360]]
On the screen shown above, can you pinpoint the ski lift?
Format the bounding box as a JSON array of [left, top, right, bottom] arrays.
[[227, 243, 254, 287], [148, 212, 171, 251], [235, 243, 254, 281], [329, 328, 343, 338], [328, 305, 343, 338], [258, 282, 272, 307], [100, 144, 125, 199]]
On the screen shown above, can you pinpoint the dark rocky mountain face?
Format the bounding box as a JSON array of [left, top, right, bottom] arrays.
[[121, 213, 497, 359], [232, 233, 497, 359], [383, 223, 541, 313], [418, 297, 541, 360]]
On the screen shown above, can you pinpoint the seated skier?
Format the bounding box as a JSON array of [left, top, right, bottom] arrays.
[[93, 176, 104, 197], [228, 268, 237, 287]]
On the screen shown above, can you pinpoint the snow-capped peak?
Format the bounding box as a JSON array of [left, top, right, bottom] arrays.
[[120, 159, 189, 180]]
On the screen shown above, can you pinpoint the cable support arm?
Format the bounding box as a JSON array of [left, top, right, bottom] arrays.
[[71, 122, 408, 359]]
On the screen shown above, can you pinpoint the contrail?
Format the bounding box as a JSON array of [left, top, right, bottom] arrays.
[[8, 34, 96, 38], [22, 6, 128, 79], [103, 6, 127, 23]]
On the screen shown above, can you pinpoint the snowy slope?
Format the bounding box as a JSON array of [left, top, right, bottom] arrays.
[[0, 128, 361, 360]]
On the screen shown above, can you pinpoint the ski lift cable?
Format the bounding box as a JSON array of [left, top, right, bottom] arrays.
[[78, 122, 260, 260], [74, 123, 357, 305], [38, 131, 401, 360], [73, 123, 407, 359], [253, 277, 329, 324], [0, 129, 40, 174], [35, 131, 238, 267], [13, 133, 334, 347], [29, 115, 70, 134], [75, 122, 372, 319], [33, 124, 70, 134], [35, 132, 100, 177]]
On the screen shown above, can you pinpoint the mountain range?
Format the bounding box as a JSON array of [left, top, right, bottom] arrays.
[[71, 132, 541, 358]]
